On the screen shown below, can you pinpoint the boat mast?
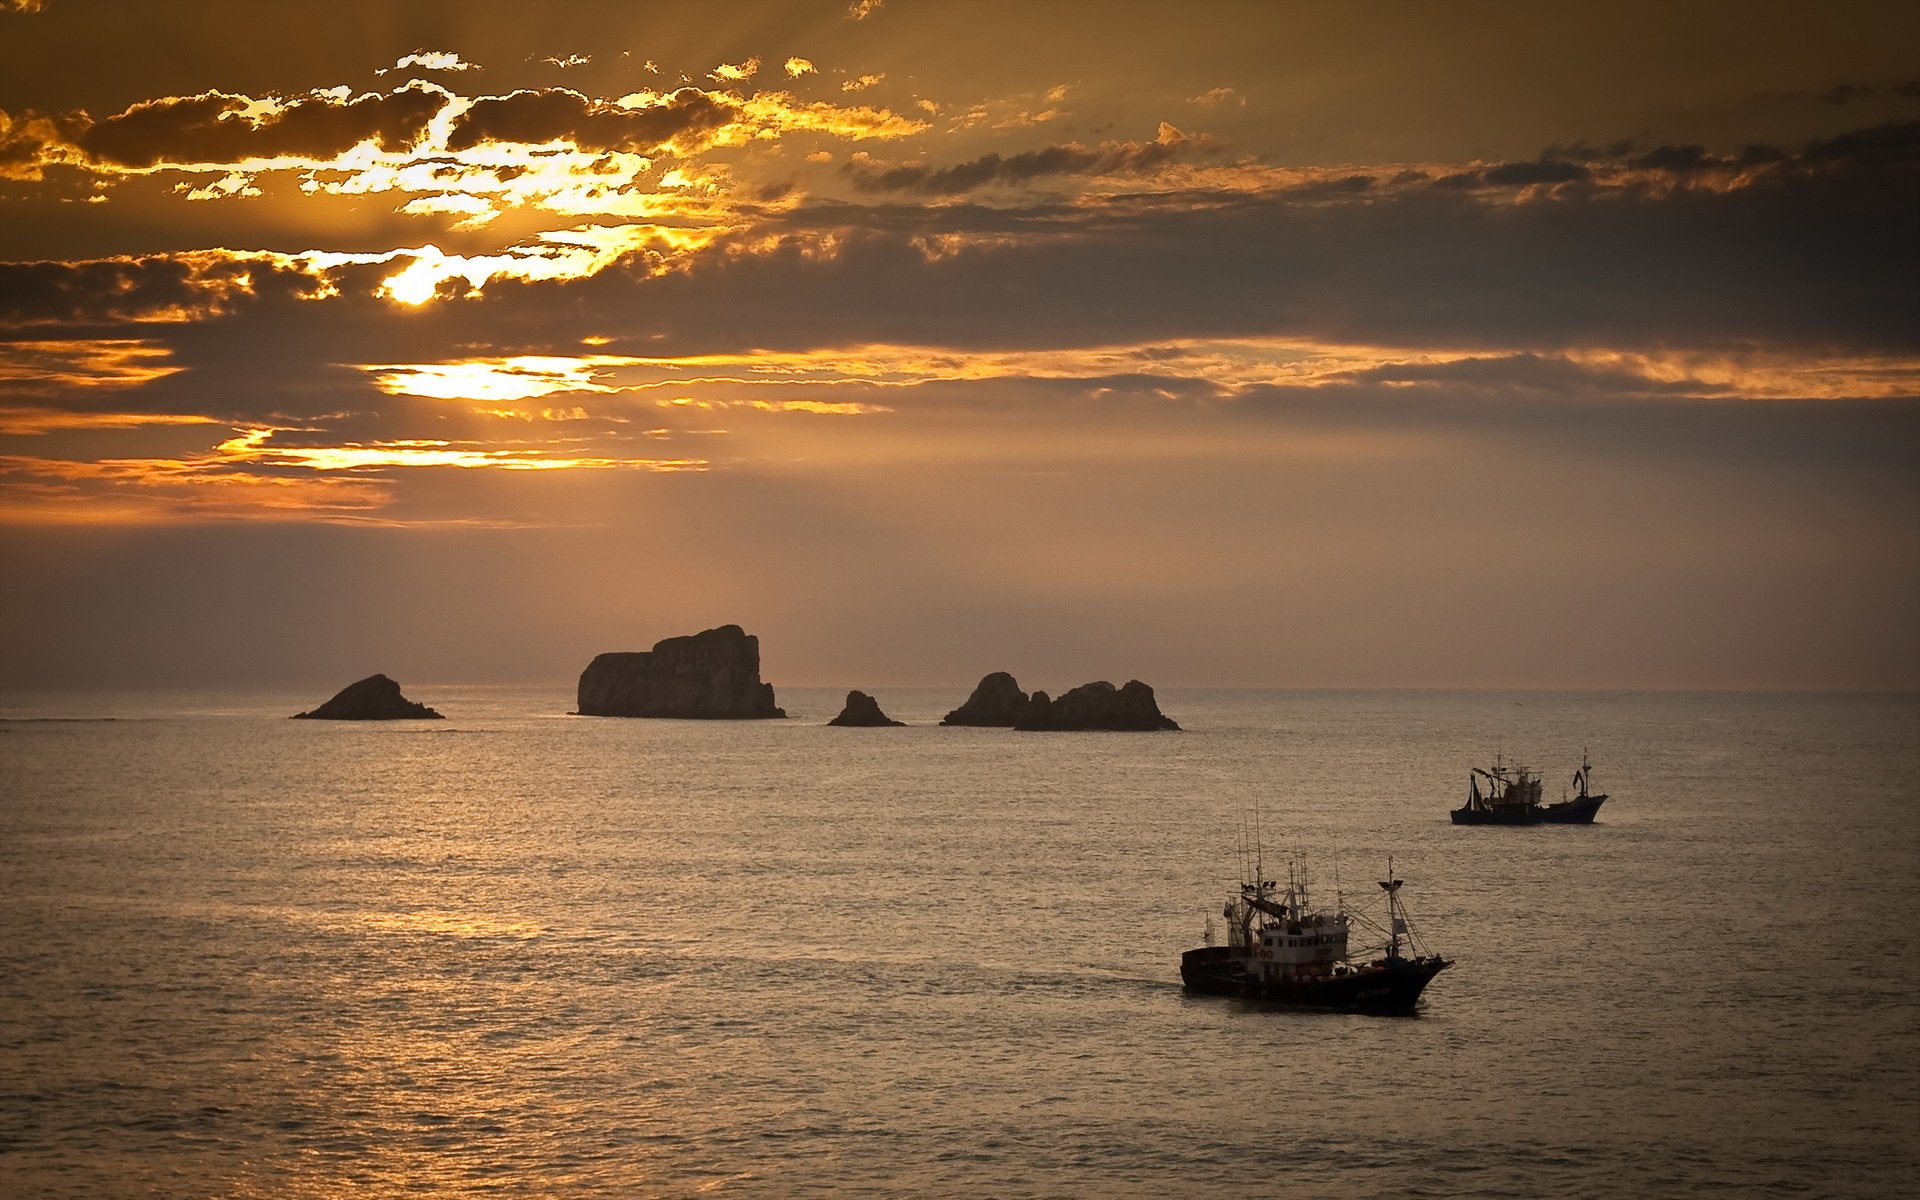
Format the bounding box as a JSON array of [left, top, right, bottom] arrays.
[[1253, 804, 1264, 891], [1380, 857, 1404, 960]]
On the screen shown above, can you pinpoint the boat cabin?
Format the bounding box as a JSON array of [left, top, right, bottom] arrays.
[[1253, 911, 1350, 979]]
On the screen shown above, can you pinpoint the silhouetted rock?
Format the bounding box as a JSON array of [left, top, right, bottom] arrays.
[[940, 671, 1031, 726], [1013, 679, 1180, 731], [292, 674, 443, 720], [577, 624, 785, 719], [829, 690, 904, 727]]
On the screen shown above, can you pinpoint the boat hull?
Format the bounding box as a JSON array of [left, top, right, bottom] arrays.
[[1449, 805, 1538, 825], [1451, 793, 1606, 824], [1180, 946, 1449, 1011], [1540, 794, 1605, 823]]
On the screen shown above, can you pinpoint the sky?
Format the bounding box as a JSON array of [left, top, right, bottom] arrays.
[[1, 0, 1916, 692]]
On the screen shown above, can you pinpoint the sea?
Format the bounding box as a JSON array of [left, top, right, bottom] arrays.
[[1, 686, 1915, 1198]]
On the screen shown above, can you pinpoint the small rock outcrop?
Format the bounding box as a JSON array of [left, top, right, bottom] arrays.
[[828, 690, 904, 727], [292, 674, 443, 720], [1013, 680, 1180, 731], [940, 671, 1031, 726], [577, 624, 785, 719]]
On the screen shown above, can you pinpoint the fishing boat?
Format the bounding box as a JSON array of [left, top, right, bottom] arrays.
[[1180, 858, 1450, 1011], [1450, 751, 1606, 824], [1450, 754, 1544, 824], [1539, 750, 1607, 823]]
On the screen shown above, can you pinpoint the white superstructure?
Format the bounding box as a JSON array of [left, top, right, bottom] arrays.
[[1224, 866, 1353, 985]]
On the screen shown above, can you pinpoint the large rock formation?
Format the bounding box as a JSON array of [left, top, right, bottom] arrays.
[[941, 671, 1180, 730], [576, 624, 785, 718], [940, 671, 1031, 726], [292, 674, 443, 720], [828, 690, 904, 727], [1013, 680, 1180, 731]]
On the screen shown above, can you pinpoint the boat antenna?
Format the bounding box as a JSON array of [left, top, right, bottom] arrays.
[[1379, 856, 1404, 960], [1253, 801, 1265, 890], [1236, 815, 1249, 887], [1332, 853, 1343, 913]]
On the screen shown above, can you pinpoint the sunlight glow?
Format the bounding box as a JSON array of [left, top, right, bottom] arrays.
[[368, 355, 634, 402], [209, 427, 705, 472], [372, 224, 691, 304]]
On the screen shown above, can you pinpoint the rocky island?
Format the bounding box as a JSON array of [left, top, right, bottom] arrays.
[[941, 672, 1179, 731], [577, 624, 785, 719], [292, 674, 444, 720], [828, 690, 904, 727], [940, 671, 1031, 726], [1015, 679, 1179, 731]]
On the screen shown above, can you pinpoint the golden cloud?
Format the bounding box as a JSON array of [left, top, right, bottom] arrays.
[[389, 50, 481, 73], [367, 338, 1920, 407], [0, 417, 708, 525], [0, 338, 184, 391], [0, 451, 396, 523], [748, 400, 892, 414], [710, 59, 761, 83], [0, 407, 215, 435], [1187, 87, 1245, 107], [3, 77, 925, 234]]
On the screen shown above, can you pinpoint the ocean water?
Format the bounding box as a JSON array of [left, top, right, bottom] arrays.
[[1, 686, 1915, 1198]]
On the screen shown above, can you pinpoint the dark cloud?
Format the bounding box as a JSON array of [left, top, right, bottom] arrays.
[[1330, 353, 1702, 399], [1797, 118, 1920, 165], [1815, 79, 1920, 104], [841, 130, 1192, 194], [444, 86, 733, 153], [1625, 143, 1715, 173], [1286, 173, 1376, 198], [1544, 121, 1920, 178], [1542, 138, 1640, 161], [1480, 159, 1592, 186], [1438, 119, 1920, 197], [8, 117, 1917, 366], [77, 85, 445, 168], [567, 119, 1919, 356], [0, 252, 325, 326], [1736, 143, 1791, 166]]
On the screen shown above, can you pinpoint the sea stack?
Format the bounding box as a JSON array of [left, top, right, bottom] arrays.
[[576, 624, 785, 718], [940, 671, 1031, 726], [828, 690, 904, 727], [292, 674, 443, 720], [1014, 680, 1180, 731]]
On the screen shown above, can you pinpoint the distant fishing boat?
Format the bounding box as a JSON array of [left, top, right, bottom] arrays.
[[1180, 858, 1450, 1011], [1450, 750, 1606, 824]]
